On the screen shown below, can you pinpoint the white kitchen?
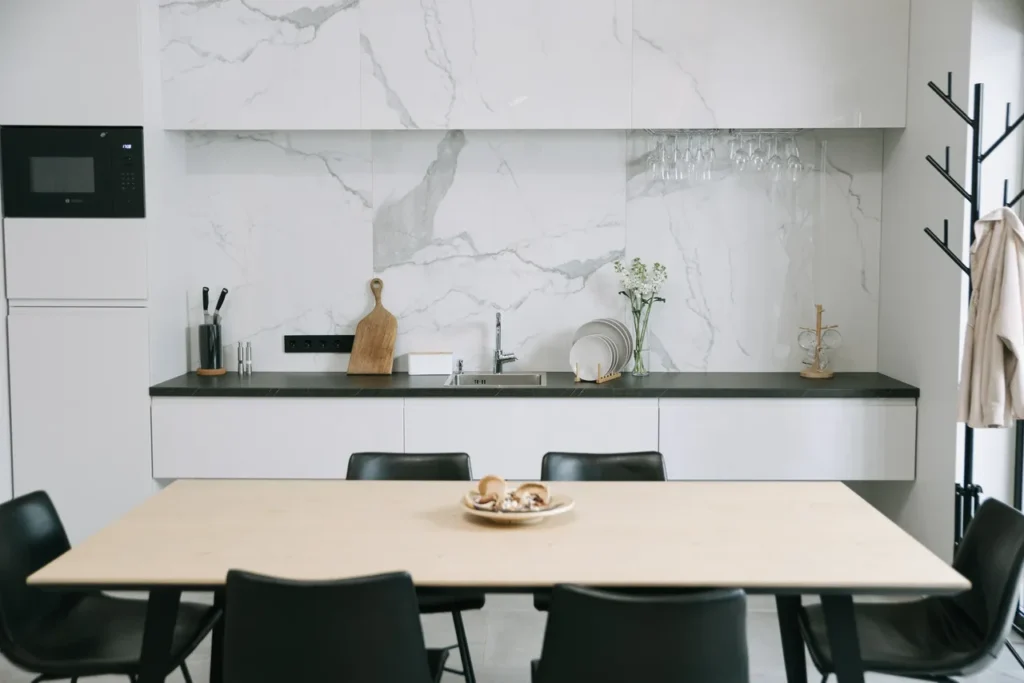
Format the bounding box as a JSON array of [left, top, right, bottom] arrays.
[[1, 1, 1024, 682]]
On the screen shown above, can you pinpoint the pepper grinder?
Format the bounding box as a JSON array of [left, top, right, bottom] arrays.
[[237, 342, 245, 375], [244, 341, 253, 375]]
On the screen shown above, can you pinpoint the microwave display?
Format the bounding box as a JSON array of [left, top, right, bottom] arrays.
[[0, 126, 144, 218]]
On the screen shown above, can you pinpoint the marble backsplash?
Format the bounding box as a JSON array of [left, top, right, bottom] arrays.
[[173, 129, 881, 373]]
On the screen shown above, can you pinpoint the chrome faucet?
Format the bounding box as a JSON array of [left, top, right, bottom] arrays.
[[493, 312, 517, 373]]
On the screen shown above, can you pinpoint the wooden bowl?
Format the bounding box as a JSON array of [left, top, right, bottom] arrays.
[[461, 492, 575, 525]]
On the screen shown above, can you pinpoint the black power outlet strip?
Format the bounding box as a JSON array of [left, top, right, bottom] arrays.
[[284, 335, 355, 353]]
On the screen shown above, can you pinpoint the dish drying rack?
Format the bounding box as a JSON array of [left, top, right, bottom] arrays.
[[574, 363, 621, 384]]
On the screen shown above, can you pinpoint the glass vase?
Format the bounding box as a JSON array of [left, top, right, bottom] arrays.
[[632, 348, 650, 377]]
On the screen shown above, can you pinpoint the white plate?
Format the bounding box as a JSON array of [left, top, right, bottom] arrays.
[[570, 334, 615, 381], [575, 320, 627, 372], [596, 318, 633, 372], [462, 493, 575, 525]]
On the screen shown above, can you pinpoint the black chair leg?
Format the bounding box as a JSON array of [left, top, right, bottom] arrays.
[[450, 610, 477, 683], [180, 661, 194, 683], [1007, 640, 1024, 671]]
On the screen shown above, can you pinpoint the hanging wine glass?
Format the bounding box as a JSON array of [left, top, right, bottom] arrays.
[[767, 135, 784, 182], [733, 133, 749, 173], [751, 133, 767, 173], [701, 133, 716, 181], [786, 135, 803, 183]]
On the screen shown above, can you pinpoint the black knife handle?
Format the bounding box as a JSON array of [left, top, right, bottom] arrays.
[[202, 286, 210, 312], [214, 287, 229, 312]]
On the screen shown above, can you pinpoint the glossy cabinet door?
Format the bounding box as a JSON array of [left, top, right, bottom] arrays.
[[404, 398, 660, 480], [0, 0, 142, 125], [159, 0, 908, 130], [8, 307, 154, 543], [632, 0, 910, 129], [658, 398, 916, 481], [151, 397, 404, 478]]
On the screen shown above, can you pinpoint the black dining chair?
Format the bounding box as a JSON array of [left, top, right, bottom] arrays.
[[540, 451, 667, 482], [223, 570, 448, 683], [532, 585, 749, 683], [534, 451, 667, 611], [346, 452, 483, 683], [800, 497, 1024, 683], [0, 491, 220, 683]]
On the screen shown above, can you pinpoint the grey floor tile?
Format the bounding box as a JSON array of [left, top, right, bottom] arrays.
[[483, 609, 546, 670]]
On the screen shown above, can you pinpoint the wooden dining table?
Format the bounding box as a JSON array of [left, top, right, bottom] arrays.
[[29, 479, 969, 683]]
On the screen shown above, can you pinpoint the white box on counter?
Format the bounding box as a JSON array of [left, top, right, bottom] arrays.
[[394, 352, 454, 375]]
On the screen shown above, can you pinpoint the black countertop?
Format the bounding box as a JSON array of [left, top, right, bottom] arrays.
[[150, 371, 918, 399]]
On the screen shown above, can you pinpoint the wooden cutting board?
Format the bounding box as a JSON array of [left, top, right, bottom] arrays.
[[348, 278, 397, 375]]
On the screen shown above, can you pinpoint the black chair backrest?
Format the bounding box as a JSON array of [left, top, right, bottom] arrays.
[[541, 451, 666, 481], [347, 452, 471, 481], [947, 497, 1024, 658], [223, 570, 436, 683], [0, 492, 75, 646], [535, 585, 748, 683]]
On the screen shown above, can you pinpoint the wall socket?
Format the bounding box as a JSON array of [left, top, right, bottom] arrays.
[[284, 335, 355, 353]]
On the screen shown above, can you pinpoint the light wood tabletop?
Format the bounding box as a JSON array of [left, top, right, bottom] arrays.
[[29, 480, 969, 593]]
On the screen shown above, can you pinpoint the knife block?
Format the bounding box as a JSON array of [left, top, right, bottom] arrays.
[[197, 323, 226, 376]]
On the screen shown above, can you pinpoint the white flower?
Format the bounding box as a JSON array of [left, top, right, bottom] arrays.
[[614, 257, 667, 302]]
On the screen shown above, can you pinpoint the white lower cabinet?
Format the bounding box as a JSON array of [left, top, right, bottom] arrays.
[[658, 398, 917, 481], [9, 307, 154, 543], [150, 396, 916, 482], [403, 398, 660, 480], [151, 397, 404, 479]]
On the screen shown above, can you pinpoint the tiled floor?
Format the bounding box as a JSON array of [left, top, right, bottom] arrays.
[[2, 595, 1023, 683]]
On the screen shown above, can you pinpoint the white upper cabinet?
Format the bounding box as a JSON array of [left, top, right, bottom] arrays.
[[632, 0, 910, 129], [159, 0, 909, 130], [161, 0, 631, 130], [0, 0, 143, 126], [160, 0, 362, 130], [359, 0, 632, 129]]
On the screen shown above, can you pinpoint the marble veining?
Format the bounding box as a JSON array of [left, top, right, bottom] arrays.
[[160, 0, 907, 130], [359, 0, 632, 129], [161, 0, 362, 128], [170, 129, 882, 373]]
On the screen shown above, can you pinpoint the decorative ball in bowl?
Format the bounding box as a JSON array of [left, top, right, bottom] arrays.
[[462, 475, 575, 525]]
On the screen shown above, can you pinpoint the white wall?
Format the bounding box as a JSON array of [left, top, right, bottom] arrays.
[[858, 0, 975, 560], [965, 0, 1024, 507], [140, 0, 190, 384]]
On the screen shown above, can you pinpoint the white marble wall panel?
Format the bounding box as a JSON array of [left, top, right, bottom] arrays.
[[160, 0, 361, 129], [172, 129, 881, 372], [359, 0, 632, 129], [631, 0, 910, 129], [626, 131, 881, 371], [174, 131, 372, 370], [372, 130, 628, 369]]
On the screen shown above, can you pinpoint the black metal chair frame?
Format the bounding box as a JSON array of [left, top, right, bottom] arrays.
[[347, 452, 479, 683]]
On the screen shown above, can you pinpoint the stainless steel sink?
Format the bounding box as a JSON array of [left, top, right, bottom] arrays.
[[446, 372, 547, 387]]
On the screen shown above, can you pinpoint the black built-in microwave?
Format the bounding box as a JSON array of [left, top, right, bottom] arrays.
[[0, 126, 145, 218]]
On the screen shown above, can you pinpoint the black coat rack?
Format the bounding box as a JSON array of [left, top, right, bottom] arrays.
[[924, 72, 1024, 541], [923, 72, 1024, 637]]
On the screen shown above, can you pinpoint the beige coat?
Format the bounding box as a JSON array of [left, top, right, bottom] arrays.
[[958, 207, 1024, 428]]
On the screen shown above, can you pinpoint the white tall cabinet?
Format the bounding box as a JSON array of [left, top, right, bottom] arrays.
[[0, 0, 149, 540], [8, 308, 154, 542], [3, 218, 153, 542]]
